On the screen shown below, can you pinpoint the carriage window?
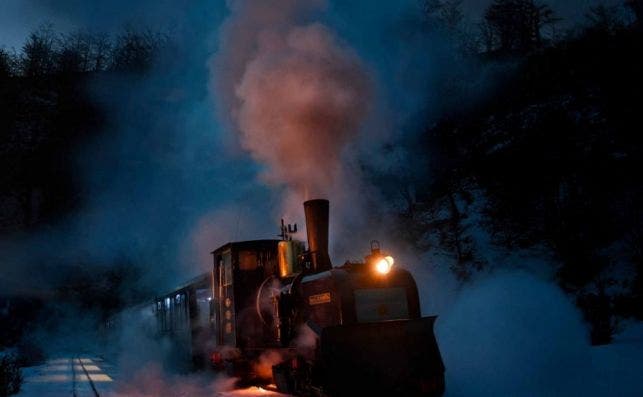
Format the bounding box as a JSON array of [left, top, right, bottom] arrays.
[[238, 250, 258, 271], [172, 293, 187, 330], [195, 288, 211, 327]]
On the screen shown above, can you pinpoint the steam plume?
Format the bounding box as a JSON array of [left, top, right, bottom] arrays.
[[211, 0, 372, 208]]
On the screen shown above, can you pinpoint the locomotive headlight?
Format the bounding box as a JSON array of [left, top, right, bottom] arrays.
[[375, 255, 395, 275]]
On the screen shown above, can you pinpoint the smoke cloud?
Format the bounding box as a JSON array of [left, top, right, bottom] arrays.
[[211, 0, 372, 217], [106, 363, 236, 397], [420, 268, 639, 396], [436, 271, 589, 395]]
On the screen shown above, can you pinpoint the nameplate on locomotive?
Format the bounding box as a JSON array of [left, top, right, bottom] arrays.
[[309, 292, 331, 305]]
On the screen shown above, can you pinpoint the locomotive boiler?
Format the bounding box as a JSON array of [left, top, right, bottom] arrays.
[[154, 199, 445, 396]]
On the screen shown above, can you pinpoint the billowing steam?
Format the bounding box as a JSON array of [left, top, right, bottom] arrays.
[[211, 0, 372, 211]]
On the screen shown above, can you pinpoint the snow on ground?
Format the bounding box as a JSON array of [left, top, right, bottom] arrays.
[[15, 355, 289, 397], [435, 271, 643, 397], [16, 356, 116, 397], [11, 319, 643, 396], [584, 321, 643, 396]]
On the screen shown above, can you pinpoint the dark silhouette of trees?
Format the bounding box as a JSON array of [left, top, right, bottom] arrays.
[[483, 0, 559, 53], [110, 29, 167, 73], [378, 120, 486, 282], [0, 26, 169, 234], [54, 260, 147, 322], [57, 31, 93, 74], [438, 190, 484, 281], [383, 3, 643, 342], [422, 0, 483, 54], [626, 0, 643, 26], [90, 34, 112, 72], [423, 0, 465, 31], [20, 25, 57, 78], [0, 354, 22, 396], [585, 4, 626, 35], [0, 49, 14, 79]]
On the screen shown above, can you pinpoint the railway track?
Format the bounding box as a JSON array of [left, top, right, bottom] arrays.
[[18, 356, 114, 397], [72, 357, 101, 397]]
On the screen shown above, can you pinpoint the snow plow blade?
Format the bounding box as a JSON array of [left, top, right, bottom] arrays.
[[320, 316, 445, 397]]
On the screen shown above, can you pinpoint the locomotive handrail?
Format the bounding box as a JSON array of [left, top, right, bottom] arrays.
[[255, 275, 281, 326]]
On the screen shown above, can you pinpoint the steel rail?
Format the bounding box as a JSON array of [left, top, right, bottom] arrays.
[[76, 357, 100, 397], [71, 357, 78, 397]]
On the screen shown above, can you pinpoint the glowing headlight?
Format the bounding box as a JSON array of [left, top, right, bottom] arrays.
[[375, 255, 395, 275]]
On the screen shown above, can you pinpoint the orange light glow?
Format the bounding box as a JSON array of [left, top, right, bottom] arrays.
[[375, 255, 394, 275], [252, 350, 283, 381]]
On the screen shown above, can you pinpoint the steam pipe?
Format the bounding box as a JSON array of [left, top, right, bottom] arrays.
[[303, 199, 332, 272]]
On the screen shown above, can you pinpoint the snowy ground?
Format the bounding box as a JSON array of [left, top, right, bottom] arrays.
[[14, 355, 289, 397], [581, 321, 643, 396], [11, 321, 643, 396], [432, 271, 643, 397], [16, 356, 116, 397]]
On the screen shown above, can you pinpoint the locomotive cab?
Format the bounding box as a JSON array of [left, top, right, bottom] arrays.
[[210, 240, 283, 364]]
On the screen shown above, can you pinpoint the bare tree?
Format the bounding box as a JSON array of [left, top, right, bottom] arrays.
[[0, 48, 16, 79], [90, 33, 112, 72], [423, 0, 465, 31], [57, 31, 91, 74], [585, 3, 626, 34], [483, 0, 559, 53], [20, 24, 57, 78], [109, 28, 168, 73], [625, 0, 643, 25], [478, 20, 497, 53]]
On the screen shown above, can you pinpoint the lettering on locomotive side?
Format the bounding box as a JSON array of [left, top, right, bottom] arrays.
[[309, 292, 331, 305]]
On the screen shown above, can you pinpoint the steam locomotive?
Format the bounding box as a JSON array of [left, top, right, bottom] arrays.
[[153, 199, 445, 396]]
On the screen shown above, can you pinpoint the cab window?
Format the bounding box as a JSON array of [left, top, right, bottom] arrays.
[[238, 250, 258, 271]]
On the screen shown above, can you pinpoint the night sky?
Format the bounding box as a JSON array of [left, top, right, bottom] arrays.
[[0, 0, 617, 49]]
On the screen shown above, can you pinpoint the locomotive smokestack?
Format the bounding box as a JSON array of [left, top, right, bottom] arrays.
[[304, 199, 332, 272]]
